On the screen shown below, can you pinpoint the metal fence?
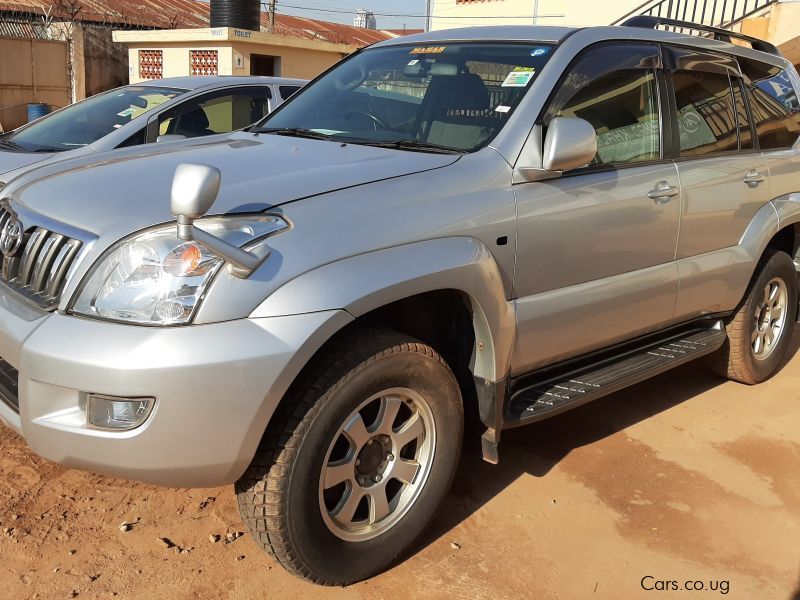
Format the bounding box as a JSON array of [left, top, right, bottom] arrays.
[[613, 0, 778, 29]]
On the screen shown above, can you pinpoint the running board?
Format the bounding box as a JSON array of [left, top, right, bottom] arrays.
[[505, 322, 727, 427]]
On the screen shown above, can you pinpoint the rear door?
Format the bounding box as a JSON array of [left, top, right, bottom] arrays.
[[667, 47, 772, 319], [740, 59, 800, 205]]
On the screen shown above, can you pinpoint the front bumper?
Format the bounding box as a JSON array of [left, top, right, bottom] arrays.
[[0, 289, 351, 487]]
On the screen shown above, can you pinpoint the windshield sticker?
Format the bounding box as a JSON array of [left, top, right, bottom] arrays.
[[495, 105, 511, 113], [502, 67, 536, 87], [410, 46, 446, 55], [407, 59, 420, 65], [531, 47, 550, 57], [116, 108, 135, 118]]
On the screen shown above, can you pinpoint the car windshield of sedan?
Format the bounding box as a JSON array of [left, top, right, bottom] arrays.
[[257, 42, 554, 153], [1, 86, 186, 153]]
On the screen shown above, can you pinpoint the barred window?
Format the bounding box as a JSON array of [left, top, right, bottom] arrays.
[[191, 50, 219, 76], [139, 50, 163, 80]]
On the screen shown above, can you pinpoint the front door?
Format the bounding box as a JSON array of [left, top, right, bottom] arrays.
[[512, 42, 681, 374]]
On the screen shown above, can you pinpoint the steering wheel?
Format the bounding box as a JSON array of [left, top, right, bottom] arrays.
[[344, 111, 391, 131]]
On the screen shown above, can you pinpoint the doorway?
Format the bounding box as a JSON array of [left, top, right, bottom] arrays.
[[250, 54, 280, 76]]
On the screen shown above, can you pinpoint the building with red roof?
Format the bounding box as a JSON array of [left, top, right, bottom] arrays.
[[0, 0, 413, 128]]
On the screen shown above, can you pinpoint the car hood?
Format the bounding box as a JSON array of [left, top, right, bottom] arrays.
[[5, 132, 460, 237], [0, 150, 55, 178]]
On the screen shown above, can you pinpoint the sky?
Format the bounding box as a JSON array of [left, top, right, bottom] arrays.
[[275, 0, 429, 31]]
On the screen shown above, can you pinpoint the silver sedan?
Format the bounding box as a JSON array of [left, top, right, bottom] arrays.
[[0, 75, 306, 178]]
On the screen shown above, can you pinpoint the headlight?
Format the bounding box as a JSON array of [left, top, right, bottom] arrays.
[[71, 215, 288, 325]]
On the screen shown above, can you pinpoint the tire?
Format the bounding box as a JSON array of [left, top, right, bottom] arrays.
[[235, 327, 463, 585], [708, 248, 798, 384]]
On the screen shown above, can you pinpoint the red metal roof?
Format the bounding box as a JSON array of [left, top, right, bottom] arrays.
[[0, 0, 396, 46]]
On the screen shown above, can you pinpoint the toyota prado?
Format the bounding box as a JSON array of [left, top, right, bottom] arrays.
[[0, 17, 799, 584]]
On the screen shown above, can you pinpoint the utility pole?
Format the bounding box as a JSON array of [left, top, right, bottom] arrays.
[[426, 0, 433, 31], [268, 0, 276, 33]]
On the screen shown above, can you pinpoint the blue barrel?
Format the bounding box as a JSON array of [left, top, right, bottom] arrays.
[[27, 103, 50, 122]]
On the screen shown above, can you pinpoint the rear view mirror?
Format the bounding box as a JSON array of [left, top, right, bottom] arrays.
[[542, 117, 597, 172]]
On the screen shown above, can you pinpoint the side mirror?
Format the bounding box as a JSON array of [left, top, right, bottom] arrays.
[[170, 163, 220, 220], [170, 163, 267, 278], [542, 117, 597, 172], [157, 134, 187, 143]]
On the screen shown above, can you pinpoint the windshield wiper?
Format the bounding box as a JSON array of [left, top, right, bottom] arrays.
[[348, 139, 465, 155], [254, 127, 332, 140], [0, 139, 24, 152]]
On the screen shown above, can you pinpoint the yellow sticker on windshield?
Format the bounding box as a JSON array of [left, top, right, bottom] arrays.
[[410, 46, 446, 54]]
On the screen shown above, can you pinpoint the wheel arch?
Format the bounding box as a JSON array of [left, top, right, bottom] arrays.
[[733, 196, 800, 318], [251, 236, 516, 384], [767, 194, 800, 262]]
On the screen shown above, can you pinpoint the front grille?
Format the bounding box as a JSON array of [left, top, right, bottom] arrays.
[[0, 358, 19, 413], [0, 206, 82, 309]]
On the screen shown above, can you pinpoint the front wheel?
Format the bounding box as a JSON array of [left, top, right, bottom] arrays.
[[708, 248, 798, 384], [235, 328, 463, 585]]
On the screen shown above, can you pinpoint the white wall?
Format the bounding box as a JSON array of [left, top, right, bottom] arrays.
[[430, 0, 645, 30]]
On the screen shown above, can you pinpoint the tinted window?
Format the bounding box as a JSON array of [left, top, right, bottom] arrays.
[[279, 85, 300, 100], [261, 43, 555, 153], [118, 128, 146, 148], [741, 60, 800, 150], [158, 88, 271, 139], [672, 70, 738, 156], [546, 44, 661, 165]]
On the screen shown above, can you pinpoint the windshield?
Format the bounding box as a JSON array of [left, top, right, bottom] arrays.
[[258, 42, 554, 153], [3, 86, 186, 152]]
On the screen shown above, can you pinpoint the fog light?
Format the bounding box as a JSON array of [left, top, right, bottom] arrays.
[[87, 394, 154, 430]]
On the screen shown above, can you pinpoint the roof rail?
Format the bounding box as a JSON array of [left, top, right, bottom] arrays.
[[621, 15, 782, 57]]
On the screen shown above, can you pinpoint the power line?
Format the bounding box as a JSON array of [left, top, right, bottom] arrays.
[[276, 3, 558, 19]]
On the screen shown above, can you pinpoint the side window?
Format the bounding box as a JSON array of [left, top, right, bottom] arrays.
[[279, 85, 300, 100], [740, 60, 800, 150], [156, 88, 271, 139], [672, 70, 739, 156], [118, 127, 146, 148], [545, 44, 661, 166]]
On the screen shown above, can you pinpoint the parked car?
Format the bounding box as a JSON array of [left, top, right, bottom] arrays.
[[0, 76, 306, 178], [1, 18, 799, 585]]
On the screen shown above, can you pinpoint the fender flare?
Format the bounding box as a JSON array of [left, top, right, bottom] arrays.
[[770, 192, 800, 248], [250, 236, 516, 383]]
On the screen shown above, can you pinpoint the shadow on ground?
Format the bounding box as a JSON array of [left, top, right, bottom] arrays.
[[413, 328, 800, 559]]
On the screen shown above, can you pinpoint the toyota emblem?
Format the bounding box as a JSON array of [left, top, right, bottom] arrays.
[[0, 217, 23, 258]]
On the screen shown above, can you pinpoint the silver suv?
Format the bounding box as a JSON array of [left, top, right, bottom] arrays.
[[1, 18, 799, 585]]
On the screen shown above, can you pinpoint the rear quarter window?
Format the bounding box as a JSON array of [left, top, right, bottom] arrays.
[[279, 86, 300, 100], [741, 60, 800, 150]]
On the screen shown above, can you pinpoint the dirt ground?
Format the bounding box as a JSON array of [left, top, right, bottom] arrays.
[[2, 343, 800, 600]]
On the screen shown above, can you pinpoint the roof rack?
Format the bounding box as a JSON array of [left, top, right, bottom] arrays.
[[621, 15, 782, 57]]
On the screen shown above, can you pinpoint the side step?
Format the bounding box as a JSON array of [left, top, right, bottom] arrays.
[[505, 323, 727, 427]]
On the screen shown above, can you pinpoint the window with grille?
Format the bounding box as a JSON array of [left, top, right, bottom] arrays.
[[139, 50, 163, 80], [191, 50, 219, 76]]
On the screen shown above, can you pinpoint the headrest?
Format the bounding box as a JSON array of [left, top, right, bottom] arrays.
[[181, 107, 210, 129], [435, 73, 490, 111]]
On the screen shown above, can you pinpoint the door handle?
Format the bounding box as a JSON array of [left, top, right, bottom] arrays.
[[647, 181, 680, 204], [743, 170, 766, 187]]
